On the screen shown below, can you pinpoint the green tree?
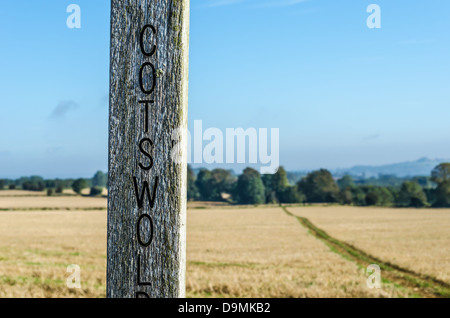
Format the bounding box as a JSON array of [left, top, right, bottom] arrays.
[[45, 179, 56, 189], [297, 169, 339, 203], [261, 174, 276, 204], [22, 176, 45, 191], [92, 171, 108, 187], [208, 169, 235, 201], [235, 168, 265, 205], [431, 163, 450, 184], [90, 186, 103, 196], [55, 183, 64, 194], [195, 168, 235, 201], [72, 178, 87, 195], [279, 185, 305, 204], [351, 186, 367, 206], [434, 181, 450, 207], [187, 165, 200, 201], [423, 188, 436, 206], [429, 163, 450, 207], [272, 167, 289, 202], [365, 186, 395, 206], [195, 169, 213, 201], [338, 187, 354, 205], [412, 176, 433, 189], [0, 179, 5, 190], [398, 181, 428, 207], [337, 175, 355, 190]]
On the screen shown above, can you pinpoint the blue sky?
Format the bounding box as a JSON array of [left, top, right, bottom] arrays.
[[0, 0, 449, 178]]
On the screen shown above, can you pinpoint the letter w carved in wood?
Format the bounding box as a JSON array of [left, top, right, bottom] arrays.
[[132, 176, 159, 209]]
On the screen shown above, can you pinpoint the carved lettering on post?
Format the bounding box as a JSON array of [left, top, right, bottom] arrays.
[[107, 0, 189, 298]]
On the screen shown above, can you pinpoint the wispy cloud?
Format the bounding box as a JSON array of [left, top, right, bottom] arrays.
[[363, 134, 380, 141], [50, 100, 78, 119]]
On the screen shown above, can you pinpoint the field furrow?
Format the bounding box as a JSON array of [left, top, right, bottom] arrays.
[[284, 206, 450, 298]]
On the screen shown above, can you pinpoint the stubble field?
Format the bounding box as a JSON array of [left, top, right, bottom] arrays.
[[0, 191, 448, 298], [288, 206, 450, 285]]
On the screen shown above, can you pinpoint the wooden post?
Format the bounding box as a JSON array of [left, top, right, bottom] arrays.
[[107, 0, 189, 298]]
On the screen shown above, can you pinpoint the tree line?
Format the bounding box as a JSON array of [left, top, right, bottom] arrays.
[[188, 163, 450, 207], [3, 163, 450, 207], [0, 171, 108, 197]]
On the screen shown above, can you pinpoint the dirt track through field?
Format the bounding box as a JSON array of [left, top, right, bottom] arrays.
[[282, 207, 450, 298]]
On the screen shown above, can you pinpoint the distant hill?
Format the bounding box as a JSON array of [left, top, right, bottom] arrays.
[[334, 157, 450, 178]]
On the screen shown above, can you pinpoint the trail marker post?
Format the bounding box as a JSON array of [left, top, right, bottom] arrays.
[[107, 0, 189, 298]]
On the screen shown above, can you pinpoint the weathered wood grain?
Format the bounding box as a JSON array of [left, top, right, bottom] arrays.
[[107, 0, 189, 298]]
